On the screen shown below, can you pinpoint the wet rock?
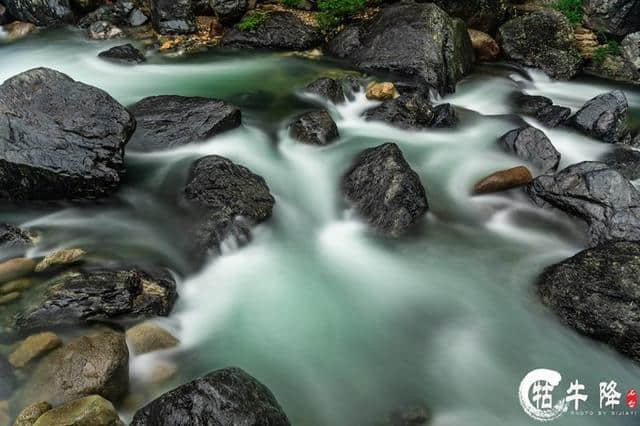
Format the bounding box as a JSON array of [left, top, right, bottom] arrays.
[[222, 11, 322, 50], [5, 0, 73, 26], [364, 94, 440, 130], [14, 401, 51, 426], [326, 3, 474, 96], [0, 224, 33, 254], [211, 0, 248, 26], [498, 126, 561, 174], [87, 20, 123, 40], [77, 1, 133, 28], [468, 29, 499, 62], [98, 44, 146, 64], [537, 241, 640, 363], [0, 258, 36, 283], [497, 10, 582, 79], [342, 143, 428, 237], [517, 94, 553, 115], [35, 248, 85, 273], [365, 82, 395, 101], [18, 329, 128, 406], [583, 0, 640, 37], [126, 322, 179, 355], [381, 403, 431, 426], [433, 0, 508, 33], [0, 354, 16, 399], [0, 68, 135, 201], [150, 0, 196, 35], [514, 94, 571, 127], [182, 156, 275, 262], [0, 4, 11, 25], [130, 367, 290, 425], [601, 146, 640, 180], [622, 32, 640, 72], [473, 166, 533, 195], [0, 292, 19, 305], [128, 95, 241, 152], [584, 52, 640, 84], [2, 21, 35, 42], [128, 8, 147, 26], [9, 332, 62, 368], [32, 395, 124, 426], [526, 161, 640, 246], [304, 78, 345, 104], [1, 278, 32, 294], [570, 91, 631, 144], [431, 103, 458, 128], [289, 110, 339, 145], [3, 267, 177, 334], [148, 360, 178, 384]]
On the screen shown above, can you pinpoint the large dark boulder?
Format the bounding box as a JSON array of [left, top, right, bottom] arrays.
[[0, 68, 135, 201], [537, 241, 640, 363], [569, 91, 631, 144], [289, 110, 339, 145], [498, 126, 561, 174], [182, 156, 275, 263], [342, 143, 428, 237], [1, 267, 177, 335], [364, 93, 457, 130], [304, 77, 345, 104], [433, 0, 508, 33], [514, 94, 571, 127], [98, 43, 146, 64], [211, 0, 248, 25], [127, 95, 241, 152], [5, 0, 73, 26], [150, 0, 196, 35], [222, 11, 322, 50], [77, 0, 133, 28], [526, 161, 640, 246], [600, 146, 640, 180], [583, 0, 640, 37], [131, 367, 290, 425], [497, 11, 582, 79], [326, 2, 474, 96]]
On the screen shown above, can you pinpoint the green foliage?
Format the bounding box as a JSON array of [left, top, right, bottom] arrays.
[[551, 0, 583, 25], [316, 0, 366, 29], [236, 11, 266, 31], [593, 41, 621, 64]]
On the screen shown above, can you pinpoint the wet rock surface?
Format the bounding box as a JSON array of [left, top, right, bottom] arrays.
[[569, 91, 631, 144], [364, 94, 457, 130], [498, 126, 561, 174], [473, 166, 533, 195], [5, 0, 73, 26], [98, 44, 146, 64], [289, 110, 339, 145], [32, 395, 124, 426], [583, 0, 640, 37], [304, 78, 345, 104], [150, 0, 196, 35]]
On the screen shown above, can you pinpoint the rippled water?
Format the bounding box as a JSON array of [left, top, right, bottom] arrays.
[[3, 28, 640, 425]]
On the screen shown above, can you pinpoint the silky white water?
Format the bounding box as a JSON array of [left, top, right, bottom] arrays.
[[2, 28, 640, 425]]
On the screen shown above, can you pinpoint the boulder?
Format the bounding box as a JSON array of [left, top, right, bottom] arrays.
[[622, 32, 640, 72], [127, 95, 241, 152], [150, 0, 195, 35], [222, 11, 322, 50], [365, 82, 396, 101], [431, 103, 458, 128], [288, 110, 339, 145], [473, 166, 533, 194], [514, 94, 571, 127], [326, 3, 474, 96], [130, 367, 290, 425], [569, 91, 631, 144], [2, 267, 177, 334], [600, 146, 640, 180], [0, 354, 16, 399], [5, 0, 73, 26], [17, 329, 128, 406], [32, 395, 123, 425], [537, 241, 640, 363], [182, 156, 275, 262], [364, 94, 457, 130], [126, 321, 179, 355], [14, 401, 51, 426], [34, 248, 85, 273], [0, 224, 33, 255], [583, 0, 640, 37], [87, 20, 123, 40], [0, 68, 135, 201], [433, 0, 508, 33], [468, 29, 499, 62], [98, 44, 146, 64], [77, 1, 133, 28], [9, 332, 62, 368], [342, 143, 428, 237], [498, 126, 561, 174], [516, 94, 552, 115], [1, 20, 35, 42], [497, 11, 582, 79], [128, 8, 147, 26], [304, 78, 345, 104], [211, 0, 248, 25], [526, 161, 640, 246]]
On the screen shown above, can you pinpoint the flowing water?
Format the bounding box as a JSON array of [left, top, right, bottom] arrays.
[[3, 28, 640, 425]]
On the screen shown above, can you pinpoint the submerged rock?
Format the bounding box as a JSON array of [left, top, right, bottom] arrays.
[[0, 68, 135, 201], [498, 126, 561, 174], [128, 96, 241, 152], [130, 367, 290, 425], [304, 78, 345, 104], [473, 166, 533, 195], [9, 332, 62, 368], [289, 110, 339, 145], [327, 2, 474, 96], [150, 0, 196, 34], [5, 0, 73, 26], [32, 395, 124, 426], [222, 11, 322, 50], [569, 91, 631, 144], [497, 11, 582, 79], [526, 161, 640, 246], [2, 21, 35, 41], [98, 44, 146, 64], [14, 401, 52, 426], [583, 0, 640, 37], [342, 143, 428, 237], [18, 329, 128, 406], [0, 258, 36, 283], [537, 241, 640, 363], [34, 248, 86, 273], [126, 321, 179, 355]]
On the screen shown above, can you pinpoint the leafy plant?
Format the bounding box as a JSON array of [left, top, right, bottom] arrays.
[[593, 40, 621, 64], [316, 0, 366, 29], [236, 11, 266, 31], [551, 0, 583, 25]]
